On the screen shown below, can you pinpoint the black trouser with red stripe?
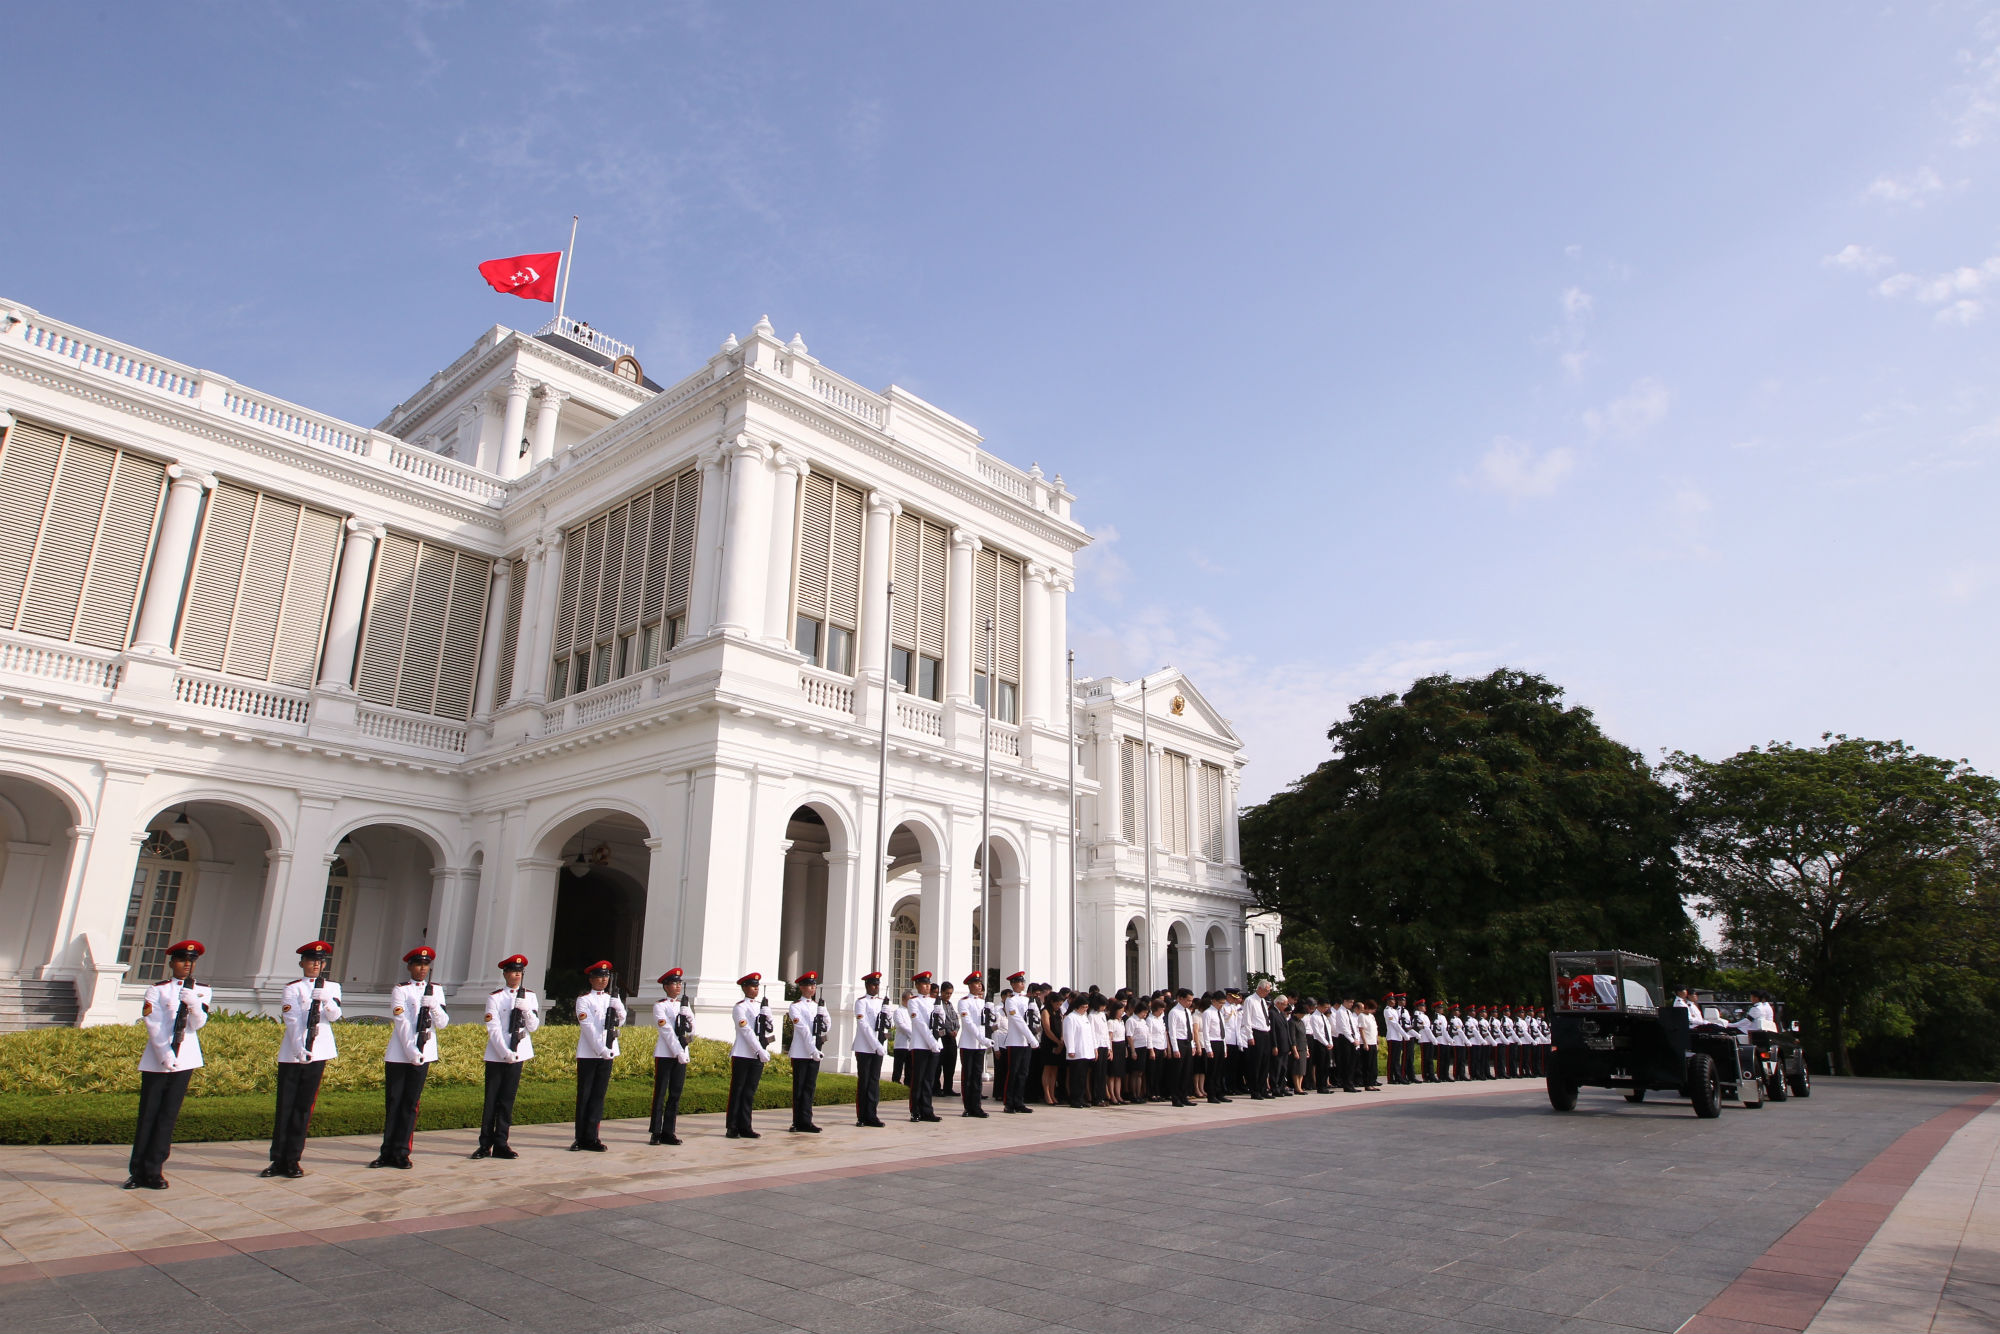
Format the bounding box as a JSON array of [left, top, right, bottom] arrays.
[[270, 1060, 325, 1166], [575, 1056, 613, 1145], [380, 1061, 429, 1163], [130, 1069, 192, 1183]]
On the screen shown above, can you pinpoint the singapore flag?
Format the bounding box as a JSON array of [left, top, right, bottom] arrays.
[[477, 252, 561, 301]]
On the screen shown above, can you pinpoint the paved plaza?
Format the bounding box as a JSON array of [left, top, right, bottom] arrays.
[[0, 1077, 1989, 1334]]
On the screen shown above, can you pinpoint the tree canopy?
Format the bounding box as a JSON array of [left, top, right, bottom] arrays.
[[1241, 669, 1698, 1004]]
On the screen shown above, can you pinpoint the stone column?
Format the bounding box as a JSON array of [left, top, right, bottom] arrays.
[[1022, 563, 1052, 727], [820, 848, 862, 1070], [946, 529, 979, 702], [317, 519, 385, 691], [128, 464, 214, 655], [763, 452, 807, 647], [857, 492, 899, 685], [505, 541, 546, 707], [528, 386, 567, 468], [1224, 769, 1242, 865], [1049, 574, 1071, 723], [471, 557, 513, 722], [250, 794, 338, 991], [685, 447, 729, 639], [779, 844, 814, 981], [454, 402, 487, 473], [710, 438, 773, 639], [524, 532, 564, 704], [498, 373, 533, 480]]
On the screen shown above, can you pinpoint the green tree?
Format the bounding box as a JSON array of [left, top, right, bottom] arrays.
[[1670, 736, 1999, 1075], [1242, 669, 1697, 1005]]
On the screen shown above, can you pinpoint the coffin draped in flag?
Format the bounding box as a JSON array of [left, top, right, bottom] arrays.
[[477, 251, 562, 302]]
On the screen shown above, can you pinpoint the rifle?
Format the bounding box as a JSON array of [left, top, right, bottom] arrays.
[[982, 994, 998, 1041], [1026, 999, 1043, 1038], [872, 992, 892, 1045], [673, 996, 695, 1047], [412, 980, 436, 1061], [507, 984, 528, 1053], [303, 972, 326, 1059], [602, 977, 622, 1058], [927, 992, 946, 1040], [811, 995, 829, 1051], [754, 993, 774, 1047], [170, 969, 202, 1058]]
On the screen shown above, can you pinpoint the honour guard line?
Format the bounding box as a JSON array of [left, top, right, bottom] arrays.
[[124, 939, 1553, 1180]]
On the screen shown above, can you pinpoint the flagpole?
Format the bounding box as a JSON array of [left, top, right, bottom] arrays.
[[556, 214, 580, 326]]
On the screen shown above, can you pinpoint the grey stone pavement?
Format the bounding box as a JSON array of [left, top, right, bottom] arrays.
[[0, 1078, 1979, 1334]]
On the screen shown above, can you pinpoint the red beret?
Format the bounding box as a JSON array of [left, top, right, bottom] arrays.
[[165, 940, 204, 960], [861, 971, 882, 982], [912, 971, 932, 984], [963, 971, 982, 985], [737, 972, 761, 986], [403, 946, 436, 964], [584, 961, 614, 976], [795, 971, 819, 985], [658, 968, 683, 984], [296, 940, 334, 959], [498, 954, 529, 970]]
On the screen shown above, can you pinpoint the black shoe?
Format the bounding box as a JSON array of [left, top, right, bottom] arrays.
[[862, 1119, 887, 1128], [367, 1156, 392, 1169], [121, 1176, 143, 1189], [280, 1164, 305, 1179], [469, 1148, 490, 1160], [726, 1131, 741, 1139], [392, 1159, 413, 1170], [493, 1147, 519, 1159], [922, 1114, 943, 1122], [584, 1142, 607, 1152], [664, 1135, 682, 1146], [743, 1130, 761, 1139], [144, 1177, 169, 1190]]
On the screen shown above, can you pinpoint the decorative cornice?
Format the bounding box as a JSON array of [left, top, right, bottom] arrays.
[[382, 330, 650, 438]]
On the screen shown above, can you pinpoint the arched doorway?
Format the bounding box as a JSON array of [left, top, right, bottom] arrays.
[[1124, 919, 1141, 994], [0, 774, 81, 979], [971, 836, 1022, 992], [127, 800, 276, 988], [779, 807, 831, 986], [1166, 921, 1188, 992], [889, 898, 920, 999], [1204, 924, 1229, 993], [317, 823, 445, 992], [880, 819, 938, 987], [544, 813, 650, 1005]]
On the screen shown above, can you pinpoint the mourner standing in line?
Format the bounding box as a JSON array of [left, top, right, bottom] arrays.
[[1063, 992, 1096, 1108], [1001, 970, 1036, 1113], [571, 961, 623, 1152], [264, 940, 340, 1179], [955, 971, 993, 1117], [726, 972, 770, 1139], [649, 968, 691, 1145], [851, 970, 889, 1128], [906, 971, 943, 1122], [372, 945, 445, 1170], [473, 954, 539, 1160], [787, 971, 826, 1133], [1245, 979, 1275, 1099], [127, 939, 209, 1190]]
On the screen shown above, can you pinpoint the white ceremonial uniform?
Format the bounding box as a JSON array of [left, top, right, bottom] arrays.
[[1225, 999, 1247, 1049], [908, 994, 942, 1053], [483, 986, 542, 1062], [278, 977, 343, 1062], [957, 994, 993, 1051], [732, 997, 771, 1060], [653, 996, 691, 1061], [1002, 992, 1036, 1048], [853, 991, 887, 1055], [387, 979, 448, 1064], [1411, 1009, 1433, 1044], [789, 997, 825, 1060], [139, 979, 211, 1073], [575, 990, 624, 1059], [1386, 1006, 1406, 1044]]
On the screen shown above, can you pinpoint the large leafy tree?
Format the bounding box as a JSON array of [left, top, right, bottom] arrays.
[[1242, 669, 1697, 1004], [1670, 736, 1999, 1075]]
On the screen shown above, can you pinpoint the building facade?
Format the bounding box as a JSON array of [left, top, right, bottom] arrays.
[[0, 297, 1260, 1062]]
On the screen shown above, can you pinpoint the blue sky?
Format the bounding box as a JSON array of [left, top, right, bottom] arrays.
[[7, 3, 1998, 801]]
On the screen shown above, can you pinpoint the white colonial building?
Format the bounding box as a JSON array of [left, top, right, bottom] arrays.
[[0, 296, 1265, 1058]]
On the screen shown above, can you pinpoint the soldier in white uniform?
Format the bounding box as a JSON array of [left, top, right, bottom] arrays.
[[650, 968, 692, 1145], [1445, 1004, 1466, 1081], [851, 970, 889, 1128], [1411, 999, 1436, 1083], [955, 971, 995, 1118], [263, 940, 341, 1179], [127, 939, 209, 1190], [372, 945, 446, 1170], [726, 972, 771, 1139], [787, 971, 827, 1133], [905, 971, 943, 1122], [571, 961, 624, 1152], [1000, 970, 1036, 1114], [473, 954, 540, 1160], [1383, 994, 1405, 1085]]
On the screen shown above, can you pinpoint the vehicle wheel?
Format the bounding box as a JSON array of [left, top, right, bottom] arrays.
[[1689, 1054, 1722, 1119], [1547, 1072, 1578, 1112], [1625, 1089, 1645, 1103], [1789, 1065, 1811, 1098], [1766, 1072, 1788, 1103]]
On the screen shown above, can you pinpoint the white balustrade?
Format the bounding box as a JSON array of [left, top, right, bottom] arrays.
[[977, 454, 1034, 502], [895, 694, 944, 738], [811, 374, 886, 427], [798, 668, 855, 714], [0, 632, 122, 692], [172, 672, 311, 724], [388, 443, 506, 500], [218, 390, 367, 454], [19, 320, 198, 398], [533, 314, 636, 361], [541, 665, 669, 734], [989, 722, 1021, 758], [356, 705, 469, 753]]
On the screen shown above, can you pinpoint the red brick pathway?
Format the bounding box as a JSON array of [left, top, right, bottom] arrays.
[[1680, 1087, 2000, 1334]]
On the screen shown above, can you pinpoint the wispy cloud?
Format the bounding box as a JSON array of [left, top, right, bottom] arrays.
[[1865, 166, 1949, 206], [1472, 435, 1576, 498], [1874, 254, 2000, 324], [1584, 377, 1670, 440], [1075, 523, 1131, 602], [1824, 244, 1896, 274]]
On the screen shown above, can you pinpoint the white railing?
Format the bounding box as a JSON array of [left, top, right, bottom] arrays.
[[388, 442, 506, 501], [896, 694, 944, 738], [357, 705, 469, 753], [0, 632, 122, 692], [798, 668, 855, 714], [218, 389, 368, 455], [541, 664, 670, 734], [811, 374, 886, 428], [172, 672, 311, 724], [533, 314, 636, 362], [19, 319, 198, 399], [989, 722, 1021, 757], [977, 454, 1034, 502]]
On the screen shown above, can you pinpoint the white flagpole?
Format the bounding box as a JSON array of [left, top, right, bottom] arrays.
[[555, 214, 580, 326]]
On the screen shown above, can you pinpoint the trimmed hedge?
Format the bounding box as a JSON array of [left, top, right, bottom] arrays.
[[0, 1073, 909, 1146]]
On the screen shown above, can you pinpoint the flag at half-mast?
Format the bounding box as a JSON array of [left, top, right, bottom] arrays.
[[477, 251, 561, 302]]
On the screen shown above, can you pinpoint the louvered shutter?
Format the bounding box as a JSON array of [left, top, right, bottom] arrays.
[[890, 513, 920, 650], [396, 544, 454, 713], [1164, 753, 1189, 855], [551, 522, 584, 660], [494, 557, 525, 704], [355, 533, 418, 706], [993, 553, 1022, 684], [919, 522, 947, 659], [222, 495, 295, 680], [973, 548, 996, 664], [19, 435, 115, 640], [74, 450, 166, 650], [435, 553, 489, 718], [667, 469, 699, 616], [1120, 738, 1140, 843], [0, 421, 64, 629], [176, 483, 257, 671], [594, 508, 624, 644], [575, 516, 606, 655], [270, 508, 341, 689], [829, 482, 863, 630], [616, 490, 648, 631], [179, 483, 339, 686], [796, 474, 833, 628]]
